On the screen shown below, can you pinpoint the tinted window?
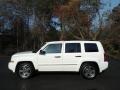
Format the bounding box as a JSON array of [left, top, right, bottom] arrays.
[[44, 44, 62, 53], [65, 43, 81, 53], [85, 43, 98, 52]]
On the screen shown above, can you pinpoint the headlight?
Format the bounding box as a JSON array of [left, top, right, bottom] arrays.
[[10, 61, 14, 63]]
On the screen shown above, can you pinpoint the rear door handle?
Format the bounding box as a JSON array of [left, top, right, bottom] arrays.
[[54, 56, 61, 58], [75, 56, 81, 57]]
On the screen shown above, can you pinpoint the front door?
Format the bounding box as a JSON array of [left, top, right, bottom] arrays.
[[37, 43, 63, 71]]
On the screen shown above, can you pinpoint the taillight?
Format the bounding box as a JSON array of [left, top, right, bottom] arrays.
[[104, 53, 108, 62]]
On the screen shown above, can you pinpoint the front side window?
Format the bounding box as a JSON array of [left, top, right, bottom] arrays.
[[65, 43, 81, 53], [84, 43, 98, 52], [44, 44, 62, 54]]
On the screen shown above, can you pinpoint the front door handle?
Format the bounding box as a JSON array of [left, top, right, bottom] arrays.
[[75, 56, 81, 57], [54, 56, 61, 58]]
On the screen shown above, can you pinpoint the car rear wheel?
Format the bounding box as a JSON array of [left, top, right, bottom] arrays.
[[81, 63, 98, 79], [16, 62, 34, 79]]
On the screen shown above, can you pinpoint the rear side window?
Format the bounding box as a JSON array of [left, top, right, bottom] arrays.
[[84, 43, 98, 52], [65, 43, 81, 53]]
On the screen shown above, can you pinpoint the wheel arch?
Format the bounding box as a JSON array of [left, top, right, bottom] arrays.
[[15, 61, 35, 72], [79, 61, 100, 73]]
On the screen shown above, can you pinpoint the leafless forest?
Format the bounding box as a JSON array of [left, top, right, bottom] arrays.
[[0, 0, 119, 59]]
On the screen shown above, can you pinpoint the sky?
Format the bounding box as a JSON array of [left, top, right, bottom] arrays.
[[100, 0, 120, 14], [103, 0, 120, 10], [51, 0, 120, 31], [92, 0, 120, 29]]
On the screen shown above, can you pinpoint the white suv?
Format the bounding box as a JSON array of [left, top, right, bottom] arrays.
[[8, 41, 108, 79]]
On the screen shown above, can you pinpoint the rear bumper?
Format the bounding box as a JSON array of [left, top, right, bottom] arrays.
[[99, 62, 108, 72]]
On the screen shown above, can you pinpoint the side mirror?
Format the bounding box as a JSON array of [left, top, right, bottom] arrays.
[[40, 50, 46, 55]]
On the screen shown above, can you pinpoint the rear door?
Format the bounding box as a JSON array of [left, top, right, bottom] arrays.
[[62, 42, 82, 71]]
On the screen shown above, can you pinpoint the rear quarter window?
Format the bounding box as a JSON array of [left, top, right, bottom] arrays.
[[84, 43, 98, 52]]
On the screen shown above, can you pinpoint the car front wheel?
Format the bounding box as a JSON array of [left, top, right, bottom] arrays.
[[16, 62, 35, 79]]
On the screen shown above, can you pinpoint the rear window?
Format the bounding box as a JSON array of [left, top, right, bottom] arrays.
[[84, 43, 98, 52]]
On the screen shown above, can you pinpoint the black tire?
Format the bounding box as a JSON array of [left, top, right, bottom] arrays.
[[16, 62, 35, 79], [80, 63, 98, 79]]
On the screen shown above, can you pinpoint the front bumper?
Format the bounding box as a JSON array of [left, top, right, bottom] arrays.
[[8, 62, 16, 73]]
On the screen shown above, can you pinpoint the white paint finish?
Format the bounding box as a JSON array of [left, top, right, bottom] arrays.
[[36, 53, 63, 71], [8, 41, 108, 73], [62, 42, 83, 71]]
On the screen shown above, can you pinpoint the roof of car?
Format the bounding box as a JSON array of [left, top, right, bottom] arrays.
[[47, 40, 100, 43]]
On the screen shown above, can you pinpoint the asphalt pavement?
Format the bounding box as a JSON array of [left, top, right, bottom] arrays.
[[0, 57, 120, 90]]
